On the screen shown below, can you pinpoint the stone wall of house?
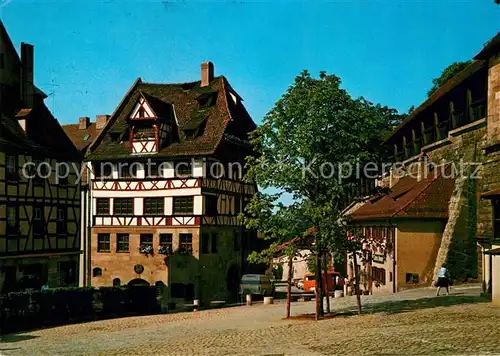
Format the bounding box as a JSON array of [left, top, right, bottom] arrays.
[[408, 124, 486, 282], [396, 220, 444, 289], [91, 226, 245, 305]]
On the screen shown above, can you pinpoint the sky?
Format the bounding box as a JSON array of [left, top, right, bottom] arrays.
[[1, 0, 499, 127]]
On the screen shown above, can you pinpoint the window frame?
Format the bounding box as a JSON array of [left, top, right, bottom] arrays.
[[173, 196, 194, 215], [96, 198, 110, 215], [97, 233, 111, 252], [140, 233, 153, 248], [5, 154, 17, 181], [113, 198, 134, 215], [179, 233, 193, 254], [116, 233, 129, 252], [144, 197, 164, 216], [174, 161, 192, 177]]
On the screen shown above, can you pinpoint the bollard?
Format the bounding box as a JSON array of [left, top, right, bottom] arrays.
[[263, 296, 274, 305], [193, 299, 200, 311], [246, 294, 252, 306]]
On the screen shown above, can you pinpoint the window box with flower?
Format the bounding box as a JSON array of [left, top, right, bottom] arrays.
[[159, 244, 173, 255], [139, 244, 154, 256]]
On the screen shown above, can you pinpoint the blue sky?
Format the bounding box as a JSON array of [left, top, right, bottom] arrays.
[[1, 1, 499, 126]]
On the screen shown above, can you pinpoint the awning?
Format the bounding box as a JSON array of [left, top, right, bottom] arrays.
[[481, 188, 500, 199], [484, 247, 500, 255]]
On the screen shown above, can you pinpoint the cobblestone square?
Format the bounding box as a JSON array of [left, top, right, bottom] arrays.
[[1, 285, 499, 355]]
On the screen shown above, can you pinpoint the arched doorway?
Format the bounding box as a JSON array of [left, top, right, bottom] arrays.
[[128, 278, 149, 286], [226, 264, 240, 302]]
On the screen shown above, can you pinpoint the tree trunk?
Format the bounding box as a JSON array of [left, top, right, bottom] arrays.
[[315, 251, 324, 320], [352, 251, 362, 315], [286, 255, 293, 319], [324, 253, 330, 314]]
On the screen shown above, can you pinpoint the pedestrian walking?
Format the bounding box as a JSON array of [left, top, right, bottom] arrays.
[[436, 264, 449, 296]]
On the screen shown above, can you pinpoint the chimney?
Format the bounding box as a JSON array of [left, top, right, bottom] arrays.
[[21, 42, 34, 108], [79, 117, 90, 130], [96, 115, 110, 130], [201, 62, 214, 87]]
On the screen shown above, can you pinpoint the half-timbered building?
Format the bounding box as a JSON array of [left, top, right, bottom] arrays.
[[0, 20, 82, 292], [86, 62, 259, 304]]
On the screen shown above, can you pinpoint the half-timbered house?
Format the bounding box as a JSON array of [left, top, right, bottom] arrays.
[[86, 62, 259, 304], [0, 20, 82, 292]]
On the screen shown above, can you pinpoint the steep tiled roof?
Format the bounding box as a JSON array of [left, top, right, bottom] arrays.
[[0, 102, 81, 161], [88, 75, 256, 160], [350, 170, 455, 221], [62, 122, 98, 153]]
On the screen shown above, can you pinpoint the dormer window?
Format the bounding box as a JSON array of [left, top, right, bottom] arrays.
[[109, 132, 121, 142]]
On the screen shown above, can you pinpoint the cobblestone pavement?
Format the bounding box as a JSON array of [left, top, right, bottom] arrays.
[[2, 285, 500, 355]]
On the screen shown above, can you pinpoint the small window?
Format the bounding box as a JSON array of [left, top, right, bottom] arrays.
[[114, 198, 134, 215], [174, 161, 192, 177], [405, 273, 419, 284], [113, 278, 121, 287], [205, 195, 218, 216], [6, 154, 17, 180], [34, 206, 43, 220], [57, 208, 66, 221], [201, 233, 210, 254], [140, 234, 153, 248], [95, 163, 113, 178], [159, 233, 172, 246], [83, 134, 90, 141], [179, 233, 192, 254], [146, 162, 159, 178], [116, 233, 129, 252], [93, 267, 103, 277], [6, 205, 17, 233], [119, 164, 139, 178], [211, 232, 218, 253], [159, 233, 173, 254], [144, 198, 164, 215], [97, 233, 111, 252], [96, 198, 110, 215], [173, 196, 193, 215]]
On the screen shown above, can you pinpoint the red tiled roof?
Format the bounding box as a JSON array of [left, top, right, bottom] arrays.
[[350, 170, 455, 221], [62, 122, 98, 153], [88, 75, 256, 160]]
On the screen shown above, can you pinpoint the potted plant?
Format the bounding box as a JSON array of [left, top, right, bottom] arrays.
[[139, 244, 154, 256], [159, 244, 172, 256]]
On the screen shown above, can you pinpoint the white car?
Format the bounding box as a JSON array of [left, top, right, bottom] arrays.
[[297, 279, 304, 289]]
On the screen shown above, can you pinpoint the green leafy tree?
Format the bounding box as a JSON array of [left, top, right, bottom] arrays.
[[240, 193, 309, 318], [427, 61, 473, 97], [245, 70, 401, 317]]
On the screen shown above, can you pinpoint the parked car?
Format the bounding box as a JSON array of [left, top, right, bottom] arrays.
[[303, 271, 344, 293], [239, 274, 275, 297], [297, 279, 304, 289]]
